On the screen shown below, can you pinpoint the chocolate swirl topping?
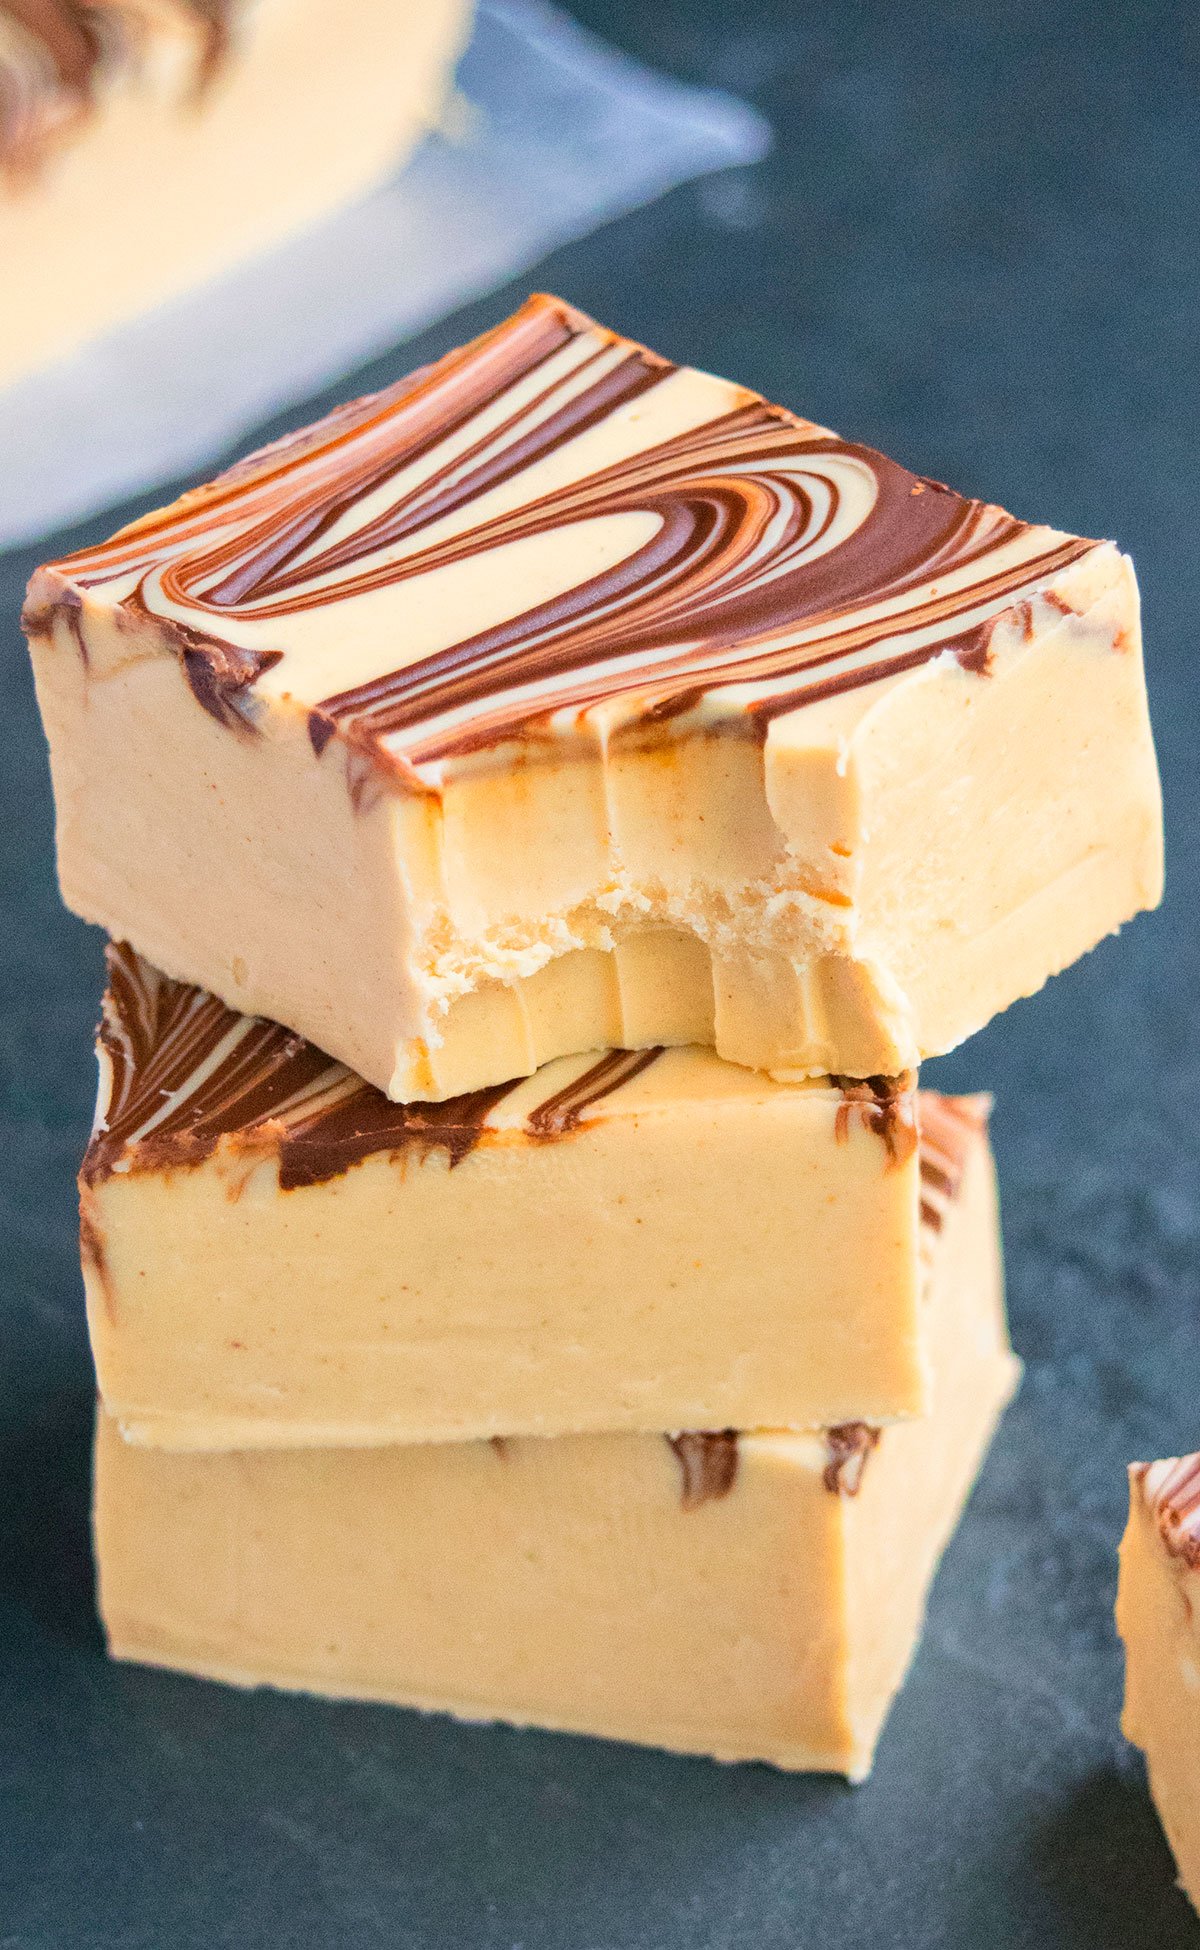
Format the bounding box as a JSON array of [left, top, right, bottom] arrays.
[[84, 950, 986, 1223], [33, 294, 1099, 785], [526, 1047, 663, 1137], [822, 1423, 881, 1496], [833, 1072, 919, 1170], [1136, 1454, 1200, 1570], [0, 1, 235, 179], [915, 1091, 990, 1232], [668, 1431, 739, 1510], [82, 944, 665, 1192]]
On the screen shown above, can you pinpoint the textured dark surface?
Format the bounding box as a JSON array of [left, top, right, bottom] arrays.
[[1, 1, 1198, 1944]]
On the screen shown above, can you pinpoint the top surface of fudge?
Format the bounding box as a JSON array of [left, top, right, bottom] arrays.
[[28, 291, 1099, 785], [84, 942, 953, 1193]]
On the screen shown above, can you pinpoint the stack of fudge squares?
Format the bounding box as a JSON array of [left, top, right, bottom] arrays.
[[23, 296, 1163, 1782]]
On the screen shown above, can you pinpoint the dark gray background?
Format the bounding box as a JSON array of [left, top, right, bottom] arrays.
[[2, 1, 1197, 1943]]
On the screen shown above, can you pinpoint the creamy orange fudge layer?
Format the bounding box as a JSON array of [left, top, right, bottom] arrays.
[[0, 0, 471, 385], [82, 944, 991, 1449], [1117, 1454, 1200, 1914], [25, 296, 1162, 1101], [95, 1131, 1018, 1779]]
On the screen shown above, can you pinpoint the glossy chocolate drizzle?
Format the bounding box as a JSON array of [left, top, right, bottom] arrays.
[[35, 294, 1098, 780], [916, 1092, 989, 1232], [84, 950, 988, 1224], [832, 1072, 919, 1170], [1136, 1454, 1200, 1570], [82, 944, 667, 1191], [526, 1046, 662, 1137], [0, 1, 234, 178], [668, 1431, 739, 1510], [822, 1423, 881, 1496]]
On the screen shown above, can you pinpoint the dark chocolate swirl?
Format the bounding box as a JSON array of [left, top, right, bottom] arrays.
[[822, 1422, 881, 1496], [915, 1092, 990, 1233], [668, 1431, 739, 1510], [83, 949, 986, 1220], [833, 1072, 919, 1170], [526, 1046, 663, 1137], [82, 943, 665, 1191]]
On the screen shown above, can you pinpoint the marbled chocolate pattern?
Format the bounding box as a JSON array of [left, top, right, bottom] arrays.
[[916, 1091, 990, 1233], [82, 943, 663, 1189], [822, 1423, 881, 1495], [1136, 1453, 1200, 1570], [31, 294, 1098, 781], [0, 1, 232, 175], [84, 948, 985, 1209], [667, 1431, 739, 1510]]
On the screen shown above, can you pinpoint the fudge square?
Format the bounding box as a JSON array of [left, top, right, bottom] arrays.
[[25, 294, 1161, 1102], [94, 1118, 1018, 1780], [1117, 1454, 1200, 1914], [82, 943, 991, 1450]]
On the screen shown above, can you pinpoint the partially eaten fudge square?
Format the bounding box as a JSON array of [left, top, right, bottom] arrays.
[[24, 294, 1162, 1101]]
